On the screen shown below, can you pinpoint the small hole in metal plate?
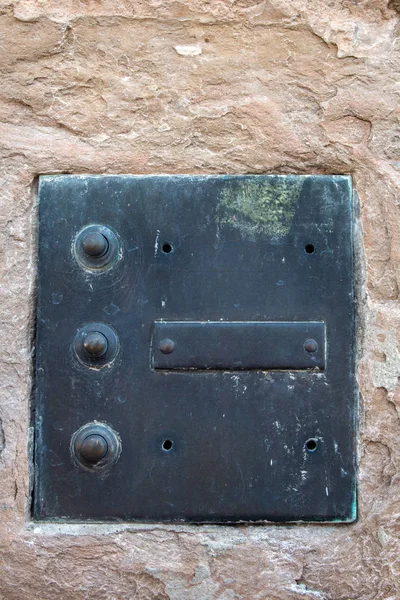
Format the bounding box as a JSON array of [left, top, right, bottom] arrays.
[[305, 243, 315, 254], [162, 439, 173, 451], [305, 438, 318, 452], [162, 243, 173, 254]]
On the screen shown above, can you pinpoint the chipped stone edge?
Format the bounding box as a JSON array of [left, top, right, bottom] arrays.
[[352, 186, 367, 485]]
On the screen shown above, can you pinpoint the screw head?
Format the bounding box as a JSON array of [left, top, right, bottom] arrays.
[[83, 331, 108, 358], [82, 231, 109, 258], [159, 338, 176, 354], [80, 434, 108, 463], [304, 338, 318, 353]]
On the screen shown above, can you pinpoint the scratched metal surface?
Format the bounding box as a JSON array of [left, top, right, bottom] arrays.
[[34, 174, 356, 522]]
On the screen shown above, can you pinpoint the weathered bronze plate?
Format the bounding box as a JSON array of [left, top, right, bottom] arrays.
[[34, 174, 356, 522]]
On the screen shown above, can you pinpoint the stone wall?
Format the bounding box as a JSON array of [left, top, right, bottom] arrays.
[[0, 1, 399, 598]]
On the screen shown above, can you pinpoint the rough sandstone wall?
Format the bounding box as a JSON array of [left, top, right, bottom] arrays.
[[0, 1, 399, 598]]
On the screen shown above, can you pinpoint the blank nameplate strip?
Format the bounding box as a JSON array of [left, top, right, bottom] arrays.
[[153, 321, 325, 371]]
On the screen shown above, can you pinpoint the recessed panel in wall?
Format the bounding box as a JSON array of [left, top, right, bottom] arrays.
[[34, 174, 356, 522]]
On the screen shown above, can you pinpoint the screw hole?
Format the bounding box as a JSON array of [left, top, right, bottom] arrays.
[[305, 438, 318, 452], [305, 243, 315, 254], [162, 243, 173, 254], [162, 439, 173, 451]]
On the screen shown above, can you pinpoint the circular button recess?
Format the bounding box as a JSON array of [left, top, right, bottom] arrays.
[[74, 323, 119, 368], [71, 422, 121, 471], [75, 225, 119, 270]]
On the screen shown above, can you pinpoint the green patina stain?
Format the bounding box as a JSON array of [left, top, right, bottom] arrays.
[[217, 176, 305, 239]]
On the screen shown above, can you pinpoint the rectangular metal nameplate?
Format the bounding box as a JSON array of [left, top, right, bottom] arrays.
[[153, 321, 325, 370], [34, 174, 356, 523]]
